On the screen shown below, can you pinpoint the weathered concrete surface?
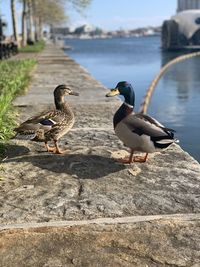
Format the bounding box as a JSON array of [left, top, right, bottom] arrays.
[[0, 44, 200, 224], [1, 143, 200, 224], [0, 44, 200, 266], [1, 215, 200, 267]]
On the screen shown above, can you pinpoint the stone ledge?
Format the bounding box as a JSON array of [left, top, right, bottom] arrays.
[[1, 214, 200, 267], [1, 213, 200, 230]]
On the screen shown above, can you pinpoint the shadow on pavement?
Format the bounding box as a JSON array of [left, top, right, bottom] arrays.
[[3, 152, 126, 179]]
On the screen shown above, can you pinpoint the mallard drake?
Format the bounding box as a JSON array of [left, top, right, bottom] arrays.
[[14, 84, 79, 154], [106, 81, 177, 163]]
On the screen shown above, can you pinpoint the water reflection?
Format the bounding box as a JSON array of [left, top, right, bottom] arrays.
[[161, 51, 187, 65], [161, 51, 200, 101], [156, 51, 200, 162]]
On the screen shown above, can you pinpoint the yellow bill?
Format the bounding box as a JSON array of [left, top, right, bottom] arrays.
[[106, 88, 120, 97]]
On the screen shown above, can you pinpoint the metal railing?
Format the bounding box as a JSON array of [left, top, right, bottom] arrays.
[[0, 17, 18, 60], [0, 42, 18, 60]]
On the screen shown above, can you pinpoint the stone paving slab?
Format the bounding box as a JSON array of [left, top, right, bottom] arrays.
[[1, 214, 200, 267]]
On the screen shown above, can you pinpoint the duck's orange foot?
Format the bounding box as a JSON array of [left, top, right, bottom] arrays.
[[46, 145, 68, 154], [116, 157, 133, 164], [52, 148, 69, 155], [47, 146, 56, 153], [50, 141, 69, 155], [133, 153, 148, 163], [45, 142, 56, 153]]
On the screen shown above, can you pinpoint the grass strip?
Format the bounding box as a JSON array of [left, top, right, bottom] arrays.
[[0, 59, 36, 157], [19, 40, 45, 53]]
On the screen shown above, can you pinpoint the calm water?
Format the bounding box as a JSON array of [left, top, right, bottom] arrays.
[[65, 36, 200, 162]]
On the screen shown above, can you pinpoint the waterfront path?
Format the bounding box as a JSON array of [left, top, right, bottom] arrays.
[[1, 44, 200, 266]]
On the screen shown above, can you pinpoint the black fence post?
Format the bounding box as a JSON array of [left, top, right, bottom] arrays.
[[0, 17, 18, 60], [0, 18, 3, 59]]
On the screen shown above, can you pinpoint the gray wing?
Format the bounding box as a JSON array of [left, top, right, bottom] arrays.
[[123, 113, 175, 138]]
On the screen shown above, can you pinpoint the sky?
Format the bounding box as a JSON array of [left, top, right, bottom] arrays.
[[1, 0, 177, 35], [69, 0, 177, 30]]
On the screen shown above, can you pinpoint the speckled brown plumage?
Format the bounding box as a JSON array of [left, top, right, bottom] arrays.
[[14, 84, 79, 154]]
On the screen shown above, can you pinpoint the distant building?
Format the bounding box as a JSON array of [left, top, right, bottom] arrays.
[[162, 10, 200, 50], [74, 25, 94, 35], [177, 0, 200, 12], [50, 27, 71, 35]]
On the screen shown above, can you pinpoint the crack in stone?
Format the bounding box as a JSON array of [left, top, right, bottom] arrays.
[[78, 181, 84, 198]]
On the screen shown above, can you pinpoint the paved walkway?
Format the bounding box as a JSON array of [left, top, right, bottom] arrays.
[[0, 43, 200, 266], [0, 43, 200, 223]]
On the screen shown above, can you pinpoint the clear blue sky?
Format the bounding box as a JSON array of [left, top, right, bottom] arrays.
[[69, 0, 177, 30], [1, 0, 177, 35]]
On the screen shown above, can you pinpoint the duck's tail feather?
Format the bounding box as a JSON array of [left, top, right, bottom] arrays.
[[14, 132, 36, 140], [164, 127, 176, 133], [155, 139, 175, 145], [151, 135, 180, 149], [156, 138, 179, 145]]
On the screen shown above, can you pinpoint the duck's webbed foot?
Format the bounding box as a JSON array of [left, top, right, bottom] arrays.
[[44, 142, 55, 153], [116, 157, 133, 164], [44, 141, 68, 154], [116, 151, 148, 164], [116, 149, 134, 164], [133, 153, 148, 163], [53, 140, 69, 154]]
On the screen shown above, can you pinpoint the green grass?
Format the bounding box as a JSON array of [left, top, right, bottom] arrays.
[[0, 59, 36, 157], [19, 40, 45, 53]]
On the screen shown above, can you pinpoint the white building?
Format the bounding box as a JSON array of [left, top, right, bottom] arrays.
[[177, 0, 200, 12]]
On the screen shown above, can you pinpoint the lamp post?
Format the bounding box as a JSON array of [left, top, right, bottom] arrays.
[[0, 16, 7, 59], [0, 17, 3, 41], [0, 16, 7, 41], [0, 17, 3, 59]]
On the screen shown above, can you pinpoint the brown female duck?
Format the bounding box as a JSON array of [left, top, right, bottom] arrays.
[[14, 84, 79, 154]]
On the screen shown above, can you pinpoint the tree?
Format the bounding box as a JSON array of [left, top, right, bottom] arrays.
[[27, 0, 34, 42], [68, 0, 92, 13], [10, 0, 92, 47], [33, 0, 67, 40], [11, 0, 19, 44], [21, 0, 27, 46]]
